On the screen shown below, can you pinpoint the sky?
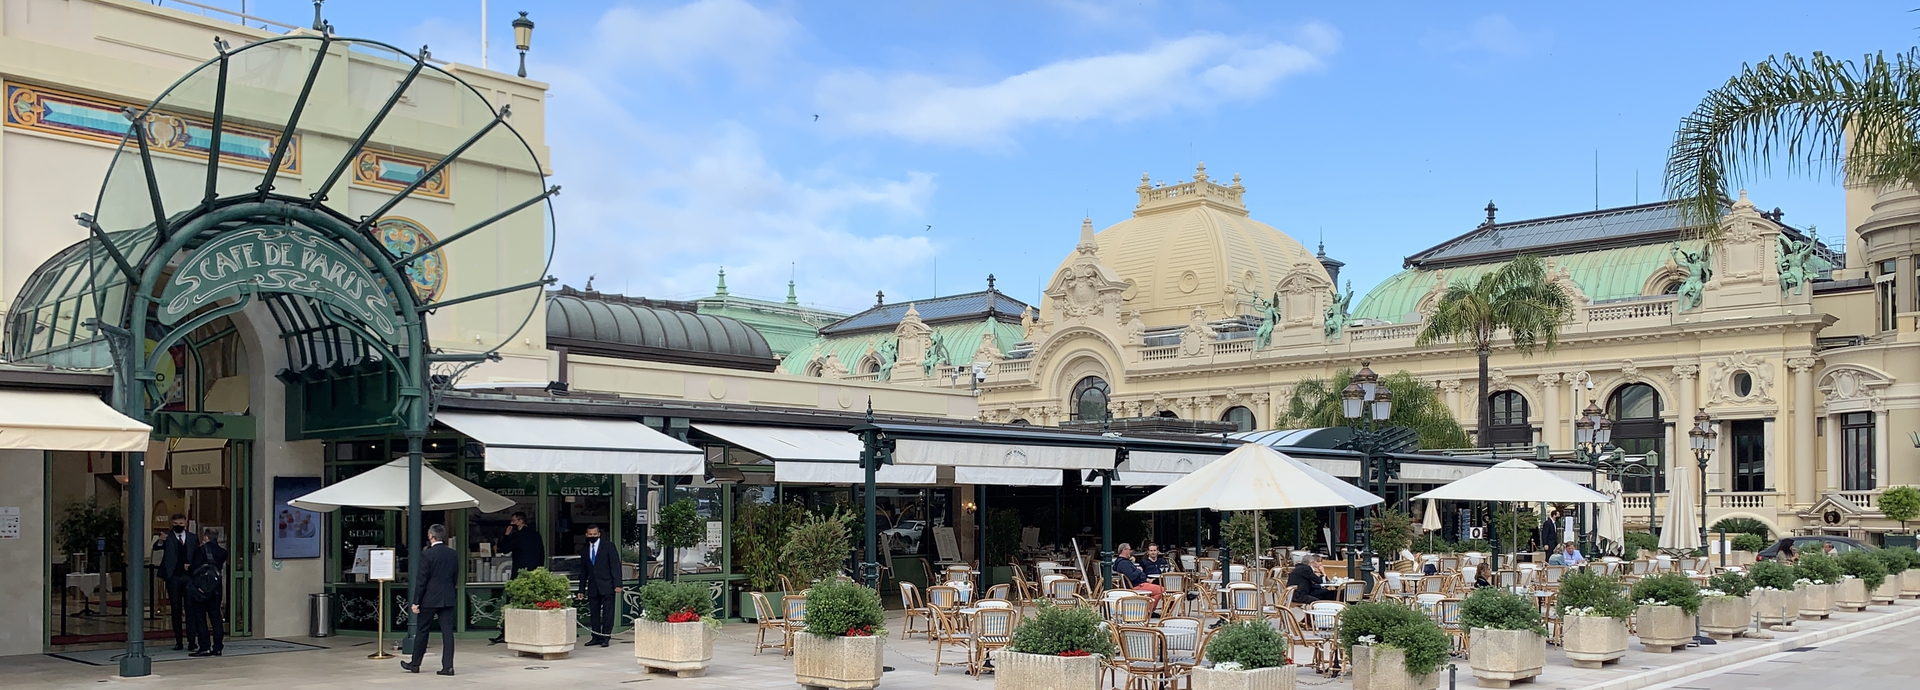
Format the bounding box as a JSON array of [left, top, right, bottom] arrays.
[[248, 0, 1917, 314]]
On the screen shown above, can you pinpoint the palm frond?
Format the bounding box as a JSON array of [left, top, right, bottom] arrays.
[[1276, 369, 1469, 450]]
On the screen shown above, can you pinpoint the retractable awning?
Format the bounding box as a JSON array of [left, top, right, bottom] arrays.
[[0, 389, 150, 452], [894, 439, 1112, 470], [1081, 464, 1187, 486], [692, 423, 936, 484], [436, 411, 703, 475], [957, 466, 1063, 486], [1123, 450, 1221, 474]]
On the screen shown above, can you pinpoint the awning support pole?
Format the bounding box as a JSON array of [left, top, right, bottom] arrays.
[[856, 403, 887, 589], [975, 483, 986, 572]]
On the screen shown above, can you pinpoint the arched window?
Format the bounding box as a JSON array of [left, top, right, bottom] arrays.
[[1071, 376, 1110, 422], [859, 356, 880, 375], [1485, 391, 1531, 448], [1606, 383, 1665, 493], [1155, 410, 1180, 419], [804, 360, 825, 377], [1220, 406, 1256, 433]]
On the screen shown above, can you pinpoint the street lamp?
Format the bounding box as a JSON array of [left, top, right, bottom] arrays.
[[1341, 362, 1399, 592], [1579, 400, 1661, 555], [1690, 409, 1716, 551], [512, 11, 535, 78]]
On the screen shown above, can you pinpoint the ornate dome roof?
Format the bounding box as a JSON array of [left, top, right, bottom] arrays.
[[1051, 164, 1329, 325]]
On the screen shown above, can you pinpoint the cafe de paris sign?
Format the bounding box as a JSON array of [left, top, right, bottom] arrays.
[[159, 225, 402, 342]]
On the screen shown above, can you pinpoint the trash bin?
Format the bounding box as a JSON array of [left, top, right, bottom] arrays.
[[309, 592, 333, 638]]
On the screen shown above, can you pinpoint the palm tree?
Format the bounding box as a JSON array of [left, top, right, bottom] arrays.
[[1414, 255, 1574, 445], [1666, 50, 1920, 236], [1278, 368, 1470, 449]]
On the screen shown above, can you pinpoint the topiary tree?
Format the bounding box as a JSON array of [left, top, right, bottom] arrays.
[[1880, 486, 1920, 534], [1221, 511, 1274, 567], [733, 500, 808, 591], [985, 508, 1024, 567], [1369, 508, 1416, 558], [1556, 569, 1635, 619], [1732, 533, 1770, 553], [655, 497, 706, 580], [782, 512, 852, 584]]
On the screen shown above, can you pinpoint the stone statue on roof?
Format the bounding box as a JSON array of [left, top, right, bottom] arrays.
[[1253, 294, 1279, 349], [922, 330, 952, 379], [1776, 230, 1831, 296], [875, 338, 898, 381], [1325, 281, 1354, 340], [1672, 242, 1713, 311]]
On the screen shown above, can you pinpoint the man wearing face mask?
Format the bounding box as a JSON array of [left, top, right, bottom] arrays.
[[159, 514, 195, 651], [575, 525, 621, 647]]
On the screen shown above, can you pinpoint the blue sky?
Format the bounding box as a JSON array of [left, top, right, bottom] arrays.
[[284, 0, 1915, 314]]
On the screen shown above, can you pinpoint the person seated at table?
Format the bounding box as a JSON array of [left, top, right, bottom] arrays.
[[1139, 543, 1170, 578], [1288, 553, 1337, 604], [1112, 543, 1165, 611], [1548, 541, 1586, 567], [1421, 555, 1440, 576]]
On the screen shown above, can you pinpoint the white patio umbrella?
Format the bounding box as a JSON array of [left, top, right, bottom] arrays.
[[1660, 459, 1702, 550], [1595, 476, 1625, 549], [1127, 443, 1383, 513], [1412, 459, 1612, 504], [289, 458, 515, 513], [1422, 499, 1443, 531]]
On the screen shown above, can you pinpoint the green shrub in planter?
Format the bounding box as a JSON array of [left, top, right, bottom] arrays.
[[504, 567, 572, 609], [783, 513, 852, 585], [1875, 548, 1911, 575], [1008, 601, 1116, 657], [1795, 552, 1842, 584], [1556, 569, 1635, 619], [1459, 587, 1546, 635], [1339, 601, 1450, 676], [1205, 619, 1289, 670], [1903, 548, 1920, 570], [1879, 486, 1920, 533], [1706, 571, 1753, 598], [1732, 533, 1769, 553], [1630, 574, 1702, 615], [803, 579, 885, 637], [1836, 550, 1889, 591], [1622, 532, 1659, 560], [638, 581, 715, 622], [1748, 561, 1796, 590]]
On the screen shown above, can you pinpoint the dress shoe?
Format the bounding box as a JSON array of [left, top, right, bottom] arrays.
[[487, 636, 504, 645], [172, 643, 185, 651], [436, 668, 456, 676], [189, 651, 212, 658], [399, 661, 419, 673]]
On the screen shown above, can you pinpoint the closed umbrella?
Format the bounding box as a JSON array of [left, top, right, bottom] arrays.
[[1595, 476, 1625, 549], [1659, 458, 1701, 551], [1422, 499, 1443, 531], [289, 458, 515, 513]]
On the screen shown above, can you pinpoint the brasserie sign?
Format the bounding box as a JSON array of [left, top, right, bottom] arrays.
[[158, 225, 402, 342]]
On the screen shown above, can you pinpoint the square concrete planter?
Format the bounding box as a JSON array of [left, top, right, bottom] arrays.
[[994, 651, 1105, 690], [1698, 597, 1750, 639], [504, 607, 578, 659], [633, 619, 713, 678], [795, 633, 885, 690], [1192, 665, 1296, 690], [1748, 589, 1800, 625], [1872, 579, 1900, 605], [1796, 583, 1835, 619], [1351, 645, 1438, 690], [1902, 570, 1920, 599], [1561, 616, 1628, 669], [1834, 578, 1869, 611], [1467, 628, 1544, 688], [1635, 604, 1694, 653]]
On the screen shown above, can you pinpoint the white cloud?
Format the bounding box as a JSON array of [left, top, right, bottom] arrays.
[[816, 25, 1339, 147], [586, 0, 797, 81], [1423, 15, 1546, 58]]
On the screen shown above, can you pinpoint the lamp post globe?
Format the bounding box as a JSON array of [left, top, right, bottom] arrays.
[[512, 11, 535, 77]]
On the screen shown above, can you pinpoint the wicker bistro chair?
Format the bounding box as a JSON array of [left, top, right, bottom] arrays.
[[1010, 561, 1039, 604], [1438, 555, 1461, 573], [1302, 602, 1348, 675], [1418, 574, 1449, 595], [749, 592, 786, 656], [926, 585, 963, 616], [1226, 583, 1276, 621], [1158, 572, 1190, 617], [1338, 580, 1368, 603], [1196, 557, 1218, 575], [1116, 626, 1189, 690], [929, 606, 975, 675], [1495, 569, 1522, 588], [1433, 597, 1467, 656], [1115, 593, 1154, 625], [984, 583, 1012, 602], [969, 606, 1019, 678], [899, 582, 932, 640], [1046, 578, 1083, 607], [779, 595, 808, 658]]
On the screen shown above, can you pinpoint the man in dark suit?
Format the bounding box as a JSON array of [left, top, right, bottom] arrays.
[[490, 512, 545, 644], [1537, 509, 1563, 553], [576, 525, 621, 647], [187, 529, 228, 657], [159, 514, 195, 651], [402, 524, 458, 676], [1288, 553, 1337, 604]]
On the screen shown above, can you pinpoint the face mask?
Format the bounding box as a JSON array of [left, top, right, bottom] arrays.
[[172, 526, 185, 533], [588, 536, 600, 544]]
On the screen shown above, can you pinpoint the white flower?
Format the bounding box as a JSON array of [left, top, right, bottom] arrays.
[[1840, 574, 1857, 580], [1562, 606, 1598, 618], [1793, 578, 1814, 587], [1356, 634, 1379, 646], [1699, 589, 1727, 598], [1214, 662, 1245, 672], [1752, 586, 1779, 592]]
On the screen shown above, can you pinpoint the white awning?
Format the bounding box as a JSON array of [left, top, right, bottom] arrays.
[[436, 411, 703, 475], [1081, 468, 1186, 486], [955, 466, 1064, 486], [1125, 450, 1225, 474], [894, 439, 1113, 470], [692, 423, 861, 462], [775, 461, 938, 485], [0, 390, 150, 452]]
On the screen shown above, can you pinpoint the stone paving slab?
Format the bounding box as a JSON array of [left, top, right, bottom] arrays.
[[1, 598, 1914, 690]]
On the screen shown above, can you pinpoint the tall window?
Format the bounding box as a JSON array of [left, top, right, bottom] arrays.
[[1220, 406, 1256, 433], [1485, 391, 1531, 448], [1730, 420, 1765, 492], [1071, 376, 1110, 422], [1878, 260, 1899, 332], [1607, 384, 1665, 493], [1842, 412, 1876, 490]]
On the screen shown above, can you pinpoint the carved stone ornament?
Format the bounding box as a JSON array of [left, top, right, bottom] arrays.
[[1045, 217, 1134, 323], [1709, 191, 1781, 288], [1538, 373, 1561, 387], [1124, 310, 1146, 345], [1819, 367, 1891, 403], [1414, 270, 1451, 320], [1488, 368, 1509, 390], [1251, 392, 1271, 404], [973, 331, 1003, 364], [1707, 350, 1775, 405], [1179, 307, 1212, 357], [1224, 388, 1243, 404], [1673, 364, 1699, 380], [821, 353, 848, 378], [1275, 259, 1334, 325], [1619, 360, 1640, 383], [1439, 379, 1462, 393], [1787, 357, 1818, 374]]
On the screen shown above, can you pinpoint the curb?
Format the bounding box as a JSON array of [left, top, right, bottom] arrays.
[[1572, 601, 1920, 690]]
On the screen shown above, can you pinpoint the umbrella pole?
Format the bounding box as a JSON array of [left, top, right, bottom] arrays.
[[403, 430, 423, 655]]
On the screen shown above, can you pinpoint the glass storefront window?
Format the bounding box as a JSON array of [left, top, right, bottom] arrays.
[[672, 485, 726, 575], [465, 466, 539, 584]]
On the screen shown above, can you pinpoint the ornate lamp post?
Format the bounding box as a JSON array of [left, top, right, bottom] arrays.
[[512, 11, 535, 78], [1341, 363, 1397, 592], [1581, 400, 1661, 553], [1690, 409, 1717, 550]]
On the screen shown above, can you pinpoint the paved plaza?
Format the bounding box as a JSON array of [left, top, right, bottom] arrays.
[[3, 599, 1917, 690]]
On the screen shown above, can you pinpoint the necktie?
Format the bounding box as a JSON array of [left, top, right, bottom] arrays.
[[591, 543, 597, 564]]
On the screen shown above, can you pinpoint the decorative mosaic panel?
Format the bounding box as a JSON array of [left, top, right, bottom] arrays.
[[353, 149, 450, 199], [373, 216, 447, 302], [5, 82, 299, 173]]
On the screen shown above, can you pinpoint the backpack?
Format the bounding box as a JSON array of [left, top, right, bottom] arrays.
[[189, 562, 223, 603]]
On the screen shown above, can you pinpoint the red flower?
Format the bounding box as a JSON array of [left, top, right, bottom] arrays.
[[1059, 649, 1091, 657], [667, 610, 701, 623], [845, 625, 873, 637], [533, 600, 564, 610]]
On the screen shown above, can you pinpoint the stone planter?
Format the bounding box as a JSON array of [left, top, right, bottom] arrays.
[[1904, 570, 1920, 599], [1635, 604, 1695, 653], [795, 633, 885, 690], [1561, 616, 1628, 669], [1797, 583, 1835, 619], [1749, 589, 1800, 624], [633, 619, 713, 678], [1728, 551, 1756, 567], [1467, 628, 1544, 688], [504, 607, 578, 660], [1351, 645, 1438, 690], [1834, 578, 1869, 611], [1192, 665, 1296, 690], [993, 651, 1106, 690], [1872, 579, 1900, 605], [1698, 597, 1750, 640]]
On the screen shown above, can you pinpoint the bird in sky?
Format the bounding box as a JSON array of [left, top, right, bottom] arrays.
[[813, 114, 819, 121], [924, 224, 932, 231]]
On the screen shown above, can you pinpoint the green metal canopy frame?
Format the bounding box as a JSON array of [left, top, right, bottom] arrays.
[[2, 32, 555, 676]]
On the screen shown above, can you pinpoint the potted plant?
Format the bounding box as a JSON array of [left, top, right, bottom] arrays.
[[1794, 552, 1841, 619], [1833, 550, 1887, 611], [1730, 533, 1770, 566], [1369, 509, 1416, 561], [1745, 561, 1800, 625], [733, 500, 807, 619], [784, 513, 853, 586], [1879, 486, 1920, 545], [1340, 602, 1448, 690], [632, 581, 717, 677], [1895, 548, 1920, 598], [1698, 572, 1753, 640], [985, 508, 1023, 587], [57, 498, 124, 573], [997, 602, 1115, 690], [1556, 569, 1634, 669], [794, 579, 887, 690], [503, 567, 578, 659], [1459, 588, 1546, 688], [1870, 549, 1906, 604], [1191, 619, 1293, 690], [656, 497, 706, 581], [1630, 574, 1701, 653]]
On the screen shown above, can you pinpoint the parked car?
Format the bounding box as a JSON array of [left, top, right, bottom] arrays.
[[882, 520, 926, 551], [1756, 535, 1870, 559]]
